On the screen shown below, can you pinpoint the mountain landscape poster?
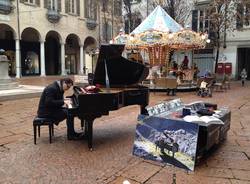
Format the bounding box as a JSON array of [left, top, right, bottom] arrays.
[[133, 116, 199, 171]]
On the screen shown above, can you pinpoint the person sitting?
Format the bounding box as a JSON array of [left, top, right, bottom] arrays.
[[197, 80, 212, 97], [172, 61, 178, 76], [182, 56, 189, 69], [200, 70, 212, 78], [37, 78, 82, 140]]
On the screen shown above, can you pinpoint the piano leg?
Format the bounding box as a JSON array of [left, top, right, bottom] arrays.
[[140, 105, 148, 115], [81, 119, 85, 130], [85, 119, 94, 151]]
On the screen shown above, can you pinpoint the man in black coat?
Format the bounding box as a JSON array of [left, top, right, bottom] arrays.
[[37, 78, 80, 140]]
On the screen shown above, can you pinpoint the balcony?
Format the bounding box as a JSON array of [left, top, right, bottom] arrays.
[[86, 18, 97, 30], [46, 9, 61, 23], [0, 0, 13, 15]]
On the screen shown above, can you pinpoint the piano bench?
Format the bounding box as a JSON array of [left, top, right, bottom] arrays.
[[33, 117, 55, 144]]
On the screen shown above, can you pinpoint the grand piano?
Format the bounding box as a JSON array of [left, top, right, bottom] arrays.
[[67, 44, 149, 150]]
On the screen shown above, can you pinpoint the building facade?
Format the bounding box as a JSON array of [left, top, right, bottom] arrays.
[[193, 0, 250, 79], [0, 0, 123, 78]]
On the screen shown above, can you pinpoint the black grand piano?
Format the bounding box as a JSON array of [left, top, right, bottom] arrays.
[[67, 44, 149, 150]]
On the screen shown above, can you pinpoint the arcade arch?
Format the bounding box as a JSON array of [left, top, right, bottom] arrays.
[[0, 24, 16, 76], [45, 31, 62, 75], [21, 27, 41, 76], [83, 36, 97, 74], [65, 34, 81, 74]]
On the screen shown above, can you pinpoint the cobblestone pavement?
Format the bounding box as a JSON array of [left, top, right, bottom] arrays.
[[0, 77, 250, 184]]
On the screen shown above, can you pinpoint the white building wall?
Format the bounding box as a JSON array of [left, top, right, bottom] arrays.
[[220, 45, 237, 78], [194, 0, 250, 79]]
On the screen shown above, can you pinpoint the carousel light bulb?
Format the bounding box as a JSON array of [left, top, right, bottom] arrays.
[[201, 34, 206, 40], [168, 34, 173, 39], [129, 36, 135, 41], [206, 39, 211, 43]]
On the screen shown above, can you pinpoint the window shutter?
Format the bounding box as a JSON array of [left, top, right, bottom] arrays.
[[236, 4, 244, 29], [245, 4, 250, 26], [58, 0, 61, 12], [77, 0, 80, 15], [103, 23, 108, 42], [84, 0, 87, 17], [36, 0, 40, 6], [44, 0, 48, 9], [93, 0, 97, 20], [107, 23, 112, 41], [192, 10, 198, 32], [65, 0, 69, 13]]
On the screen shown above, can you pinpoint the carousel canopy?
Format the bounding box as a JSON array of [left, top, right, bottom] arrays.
[[131, 5, 183, 35]]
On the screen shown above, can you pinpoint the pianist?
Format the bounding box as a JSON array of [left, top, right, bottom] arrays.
[[37, 78, 82, 140]]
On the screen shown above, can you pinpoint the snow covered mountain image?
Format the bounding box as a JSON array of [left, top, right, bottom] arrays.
[[133, 116, 199, 171]]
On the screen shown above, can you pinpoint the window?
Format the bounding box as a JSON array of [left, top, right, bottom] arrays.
[[199, 10, 204, 32], [244, 3, 250, 26], [130, 0, 141, 4], [84, 0, 97, 20], [114, 0, 122, 16], [44, 0, 61, 11], [26, 0, 35, 4], [192, 8, 214, 39], [192, 10, 198, 32], [102, 22, 112, 42], [69, 0, 75, 14], [21, 0, 40, 6], [65, 0, 80, 15], [102, 0, 109, 12], [236, 3, 250, 29]]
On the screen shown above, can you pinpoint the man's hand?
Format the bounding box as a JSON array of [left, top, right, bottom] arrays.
[[64, 98, 72, 107]]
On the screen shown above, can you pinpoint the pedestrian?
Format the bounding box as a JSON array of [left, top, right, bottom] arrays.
[[166, 71, 177, 96], [193, 63, 200, 81], [83, 66, 86, 75], [37, 77, 82, 140], [240, 68, 247, 86], [182, 55, 189, 69]]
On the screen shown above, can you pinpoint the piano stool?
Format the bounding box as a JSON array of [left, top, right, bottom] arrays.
[[33, 117, 55, 144]]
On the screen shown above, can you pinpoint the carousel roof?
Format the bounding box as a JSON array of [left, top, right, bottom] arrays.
[[131, 5, 183, 35]]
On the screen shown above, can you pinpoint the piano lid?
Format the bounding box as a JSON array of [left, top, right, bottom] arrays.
[[93, 44, 149, 86]]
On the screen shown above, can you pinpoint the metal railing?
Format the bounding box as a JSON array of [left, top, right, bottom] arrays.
[[46, 9, 61, 23]]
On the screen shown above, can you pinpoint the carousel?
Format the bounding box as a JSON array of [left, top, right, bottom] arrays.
[[112, 6, 209, 91]]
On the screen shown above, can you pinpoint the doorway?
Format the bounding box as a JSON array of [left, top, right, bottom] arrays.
[[45, 36, 60, 75], [65, 54, 77, 74], [238, 48, 250, 79]]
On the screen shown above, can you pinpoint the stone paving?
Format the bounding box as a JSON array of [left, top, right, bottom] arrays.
[[0, 77, 250, 184]]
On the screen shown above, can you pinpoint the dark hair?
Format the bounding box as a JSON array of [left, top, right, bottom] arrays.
[[60, 78, 73, 85]]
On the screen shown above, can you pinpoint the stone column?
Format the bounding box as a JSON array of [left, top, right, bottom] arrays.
[[15, 39, 21, 78], [80, 45, 84, 74], [197, 10, 200, 32], [61, 43, 66, 75], [40, 41, 46, 76]]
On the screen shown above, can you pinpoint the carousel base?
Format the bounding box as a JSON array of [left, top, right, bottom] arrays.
[[145, 82, 198, 92]]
